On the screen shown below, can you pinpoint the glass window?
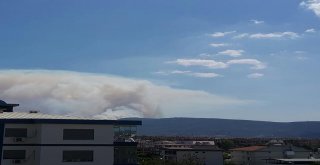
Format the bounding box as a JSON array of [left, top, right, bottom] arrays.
[[5, 128, 27, 137], [63, 129, 94, 140], [114, 126, 120, 137], [114, 147, 137, 164], [3, 150, 26, 159], [114, 126, 137, 142], [63, 150, 93, 162]]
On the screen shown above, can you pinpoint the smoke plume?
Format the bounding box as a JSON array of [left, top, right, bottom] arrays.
[[0, 70, 249, 119]]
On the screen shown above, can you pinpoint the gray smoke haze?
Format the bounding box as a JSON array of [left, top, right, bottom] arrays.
[[0, 70, 250, 119]]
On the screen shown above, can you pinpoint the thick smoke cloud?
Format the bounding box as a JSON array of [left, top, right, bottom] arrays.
[[0, 70, 249, 119]]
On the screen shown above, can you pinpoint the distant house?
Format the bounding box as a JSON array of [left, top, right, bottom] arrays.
[[0, 100, 141, 165], [158, 141, 223, 165], [230, 140, 320, 165]]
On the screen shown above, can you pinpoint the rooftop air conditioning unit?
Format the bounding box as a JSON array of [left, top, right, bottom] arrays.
[[13, 137, 26, 142], [11, 159, 24, 164]]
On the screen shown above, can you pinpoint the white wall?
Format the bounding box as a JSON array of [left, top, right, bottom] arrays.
[[3, 124, 114, 145], [1, 146, 41, 165], [40, 124, 114, 144], [2, 123, 116, 165], [3, 124, 42, 144], [39, 146, 114, 165]]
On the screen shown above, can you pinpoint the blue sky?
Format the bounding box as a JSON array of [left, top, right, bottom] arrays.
[[1, 0, 320, 121]]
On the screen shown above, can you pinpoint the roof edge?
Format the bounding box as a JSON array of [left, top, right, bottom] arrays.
[[0, 118, 142, 125]]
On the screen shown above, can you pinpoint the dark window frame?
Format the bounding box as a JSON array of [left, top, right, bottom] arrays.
[[3, 150, 26, 159], [4, 128, 27, 137], [63, 129, 94, 140], [62, 150, 94, 162]]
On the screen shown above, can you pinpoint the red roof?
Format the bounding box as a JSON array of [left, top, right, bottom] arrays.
[[230, 146, 266, 152]]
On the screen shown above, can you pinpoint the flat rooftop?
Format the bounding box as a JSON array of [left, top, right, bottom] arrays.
[[163, 146, 222, 151], [0, 112, 141, 125]]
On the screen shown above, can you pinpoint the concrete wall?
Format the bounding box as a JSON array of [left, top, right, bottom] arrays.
[[40, 124, 114, 144], [39, 146, 113, 165], [1, 123, 115, 165], [4, 124, 114, 145], [1, 146, 41, 165], [3, 124, 42, 144]]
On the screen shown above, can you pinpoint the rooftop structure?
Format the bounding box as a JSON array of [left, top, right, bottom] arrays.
[[0, 100, 19, 112]]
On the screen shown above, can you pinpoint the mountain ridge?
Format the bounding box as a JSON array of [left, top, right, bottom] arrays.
[[128, 118, 320, 138]]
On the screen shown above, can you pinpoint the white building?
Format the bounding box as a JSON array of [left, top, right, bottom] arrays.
[[0, 100, 141, 165], [159, 141, 223, 165], [230, 143, 320, 165]]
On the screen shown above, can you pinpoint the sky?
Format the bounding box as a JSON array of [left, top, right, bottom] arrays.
[[0, 0, 320, 121]]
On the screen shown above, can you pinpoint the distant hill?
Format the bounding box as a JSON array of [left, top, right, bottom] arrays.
[[131, 118, 320, 138]]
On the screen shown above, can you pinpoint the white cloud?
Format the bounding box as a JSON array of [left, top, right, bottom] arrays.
[[233, 33, 249, 39], [210, 31, 236, 38], [209, 43, 229, 47], [300, 0, 320, 17], [157, 70, 220, 78], [168, 59, 228, 69], [190, 72, 220, 78], [153, 71, 170, 76], [247, 73, 264, 79], [0, 70, 249, 119], [154, 70, 192, 76], [171, 70, 191, 74], [218, 49, 244, 57], [169, 58, 266, 70], [250, 19, 264, 24], [234, 32, 299, 39], [305, 28, 316, 33], [227, 59, 266, 69], [249, 32, 299, 39], [173, 70, 220, 78]]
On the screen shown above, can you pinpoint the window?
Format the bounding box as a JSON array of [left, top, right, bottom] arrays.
[[63, 129, 94, 140], [5, 128, 27, 137], [63, 150, 93, 162], [3, 150, 26, 159], [114, 147, 137, 164], [114, 126, 137, 142]]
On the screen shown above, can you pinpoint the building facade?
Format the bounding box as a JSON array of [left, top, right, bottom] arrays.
[[159, 141, 223, 165], [0, 100, 141, 165], [230, 144, 319, 165]]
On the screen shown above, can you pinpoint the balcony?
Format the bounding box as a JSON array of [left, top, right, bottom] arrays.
[[114, 125, 137, 143]]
